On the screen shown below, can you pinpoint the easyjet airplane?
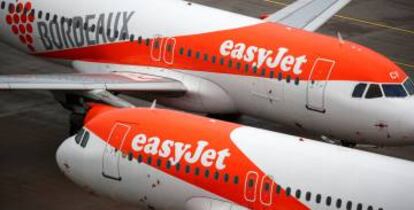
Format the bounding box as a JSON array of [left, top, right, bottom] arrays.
[[0, 0, 413, 146], [56, 104, 414, 210]]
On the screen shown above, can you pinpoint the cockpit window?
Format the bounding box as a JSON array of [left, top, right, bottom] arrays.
[[382, 84, 407, 97], [352, 83, 367, 98], [404, 79, 414, 95], [80, 131, 90, 148], [75, 128, 85, 144], [365, 84, 383, 99]]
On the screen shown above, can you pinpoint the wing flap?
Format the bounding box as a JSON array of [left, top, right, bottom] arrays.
[[0, 72, 186, 92], [266, 0, 351, 31]]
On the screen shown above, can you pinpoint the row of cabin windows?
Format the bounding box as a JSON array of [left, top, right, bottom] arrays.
[[74, 128, 90, 148], [248, 178, 383, 210], [0, 3, 301, 85], [178, 47, 301, 85], [352, 79, 414, 99], [126, 151, 240, 185]]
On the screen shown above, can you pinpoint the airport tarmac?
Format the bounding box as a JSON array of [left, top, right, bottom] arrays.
[[0, 0, 413, 209]]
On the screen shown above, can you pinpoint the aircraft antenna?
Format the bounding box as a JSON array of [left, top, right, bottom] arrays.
[[337, 31, 345, 44], [151, 99, 157, 109]]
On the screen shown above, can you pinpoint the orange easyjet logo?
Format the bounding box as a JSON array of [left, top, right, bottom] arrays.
[[131, 133, 231, 170], [219, 39, 308, 75]]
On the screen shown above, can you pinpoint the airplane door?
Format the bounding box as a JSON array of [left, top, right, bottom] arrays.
[[163, 37, 176, 65], [150, 35, 164, 62], [244, 171, 259, 203], [102, 123, 131, 181], [260, 175, 274, 206], [306, 58, 335, 113]]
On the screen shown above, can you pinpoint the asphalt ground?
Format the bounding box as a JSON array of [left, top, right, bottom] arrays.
[[0, 1, 413, 209]]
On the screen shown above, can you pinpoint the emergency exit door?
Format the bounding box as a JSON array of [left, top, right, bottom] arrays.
[[306, 58, 335, 113]]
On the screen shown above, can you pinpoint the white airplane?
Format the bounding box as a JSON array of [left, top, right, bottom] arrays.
[[0, 0, 413, 146], [56, 103, 414, 210]]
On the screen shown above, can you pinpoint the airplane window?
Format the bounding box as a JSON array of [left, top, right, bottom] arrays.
[[128, 153, 133, 161], [316, 194, 322, 204], [194, 167, 200, 175], [114, 31, 119, 38], [336, 199, 342, 208], [295, 189, 301, 199], [204, 169, 210, 178], [305, 192, 311, 201], [175, 163, 180, 171], [196, 52, 200, 59], [403, 79, 414, 95], [187, 49, 192, 57], [253, 66, 257, 74], [228, 60, 233, 68], [211, 56, 217, 64], [90, 25, 96, 33], [75, 128, 85, 144], [179, 47, 184, 55], [224, 173, 229, 182], [382, 84, 407, 97], [137, 154, 143, 163], [80, 132, 89, 148], [285, 187, 291, 196], [60, 17, 66, 24], [233, 176, 239, 184], [220, 58, 225, 65], [67, 19, 72, 27], [278, 72, 283, 81], [145, 38, 150, 46], [357, 203, 363, 210], [264, 183, 270, 191], [346, 201, 353, 210], [136, 36, 142, 44], [156, 159, 162, 167], [352, 83, 367, 98], [154, 40, 160, 49], [286, 75, 291, 83], [236, 62, 241, 70], [248, 179, 254, 188], [166, 44, 172, 52], [1, 2, 5, 10], [326, 196, 332, 206], [45, 13, 50, 21], [270, 71, 274, 78], [276, 185, 281, 194], [146, 156, 152, 165], [84, 23, 89, 31], [38, 11, 43, 19], [214, 171, 219, 180], [204, 54, 209, 61], [106, 29, 111, 37], [53, 14, 58, 21], [121, 33, 127, 40], [261, 68, 266, 76], [185, 165, 190, 174], [244, 64, 249, 73], [365, 84, 383, 99], [367, 206, 373, 210], [129, 34, 135, 42], [166, 160, 171, 169], [295, 77, 300, 85]]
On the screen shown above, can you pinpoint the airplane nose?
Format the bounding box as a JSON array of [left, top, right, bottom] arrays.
[[56, 137, 73, 174]]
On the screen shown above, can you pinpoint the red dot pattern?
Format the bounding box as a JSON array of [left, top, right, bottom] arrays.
[[5, 1, 36, 52]]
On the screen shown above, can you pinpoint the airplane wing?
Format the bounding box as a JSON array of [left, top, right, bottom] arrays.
[[0, 72, 186, 93], [266, 0, 351, 31]]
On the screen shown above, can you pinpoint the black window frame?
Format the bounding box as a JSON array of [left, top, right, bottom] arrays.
[[233, 176, 239, 184], [403, 78, 414, 95], [80, 131, 90, 148], [352, 83, 368, 98], [382, 84, 407, 97], [365, 84, 383, 99], [75, 128, 85, 144]]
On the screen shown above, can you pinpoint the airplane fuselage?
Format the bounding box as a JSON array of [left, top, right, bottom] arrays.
[[0, 0, 413, 145]]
